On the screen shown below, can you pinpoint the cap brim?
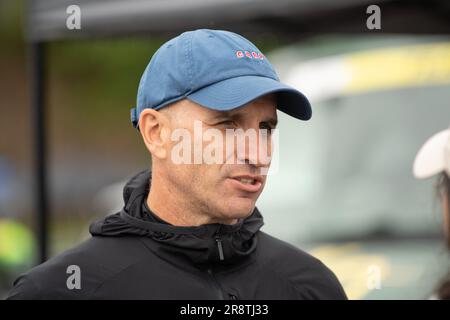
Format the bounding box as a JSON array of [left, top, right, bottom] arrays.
[[186, 75, 311, 120], [413, 129, 450, 179]]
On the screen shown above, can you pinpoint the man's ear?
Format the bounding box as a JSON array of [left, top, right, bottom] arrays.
[[139, 109, 171, 160]]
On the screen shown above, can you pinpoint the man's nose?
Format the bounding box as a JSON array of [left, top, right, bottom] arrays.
[[236, 129, 272, 168]]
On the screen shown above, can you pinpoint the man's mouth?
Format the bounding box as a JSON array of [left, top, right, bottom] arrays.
[[236, 177, 256, 185], [228, 175, 263, 193]]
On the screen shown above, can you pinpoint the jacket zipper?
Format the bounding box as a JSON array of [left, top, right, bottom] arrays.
[[207, 267, 225, 300], [207, 226, 225, 299], [215, 225, 225, 261], [215, 236, 224, 261]]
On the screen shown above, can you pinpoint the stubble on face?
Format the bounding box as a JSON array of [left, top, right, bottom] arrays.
[[149, 94, 277, 226]]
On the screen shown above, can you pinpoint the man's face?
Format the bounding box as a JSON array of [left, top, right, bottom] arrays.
[[163, 94, 277, 223]]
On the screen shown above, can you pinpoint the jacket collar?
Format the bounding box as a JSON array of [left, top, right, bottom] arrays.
[[90, 170, 264, 267]]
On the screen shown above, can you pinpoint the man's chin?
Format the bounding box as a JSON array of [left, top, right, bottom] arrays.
[[219, 199, 256, 221]]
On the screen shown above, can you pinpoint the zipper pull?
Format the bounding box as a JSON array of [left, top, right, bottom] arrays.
[[215, 237, 224, 261]]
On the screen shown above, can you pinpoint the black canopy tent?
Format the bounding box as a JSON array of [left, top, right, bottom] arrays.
[[27, 0, 450, 263]]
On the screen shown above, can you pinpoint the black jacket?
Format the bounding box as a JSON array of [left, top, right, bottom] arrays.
[[7, 170, 347, 300]]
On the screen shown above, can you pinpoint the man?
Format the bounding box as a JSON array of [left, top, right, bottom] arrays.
[[8, 29, 347, 299]]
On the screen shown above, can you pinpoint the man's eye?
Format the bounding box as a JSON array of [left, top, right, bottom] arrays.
[[259, 123, 274, 131], [218, 120, 236, 128]]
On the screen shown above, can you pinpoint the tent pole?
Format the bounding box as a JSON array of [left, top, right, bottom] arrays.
[[29, 41, 48, 264]]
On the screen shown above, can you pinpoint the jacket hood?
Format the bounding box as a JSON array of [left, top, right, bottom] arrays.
[[89, 170, 264, 267]]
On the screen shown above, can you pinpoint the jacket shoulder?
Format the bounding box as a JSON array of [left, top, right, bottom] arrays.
[[257, 231, 348, 300], [6, 236, 145, 300]]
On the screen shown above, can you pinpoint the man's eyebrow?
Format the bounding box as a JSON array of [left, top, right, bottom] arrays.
[[210, 112, 278, 127], [210, 111, 233, 120]]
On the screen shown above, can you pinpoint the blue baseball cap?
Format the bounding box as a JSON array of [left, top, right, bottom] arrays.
[[131, 29, 311, 130]]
